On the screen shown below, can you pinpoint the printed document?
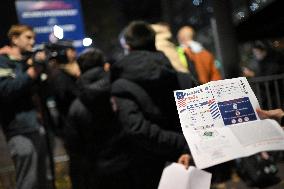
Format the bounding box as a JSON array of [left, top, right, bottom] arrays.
[[174, 77, 284, 169], [158, 163, 212, 189]]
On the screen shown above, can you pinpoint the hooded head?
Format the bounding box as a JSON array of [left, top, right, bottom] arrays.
[[77, 48, 105, 73], [122, 21, 156, 52]]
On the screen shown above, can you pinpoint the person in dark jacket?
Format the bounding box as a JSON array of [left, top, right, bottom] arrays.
[[252, 41, 284, 76], [110, 21, 191, 189], [66, 48, 126, 189], [243, 41, 284, 77], [243, 41, 284, 109], [46, 41, 80, 137], [0, 25, 53, 189]]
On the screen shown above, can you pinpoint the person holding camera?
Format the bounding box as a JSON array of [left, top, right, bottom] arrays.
[[46, 41, 80, 138], [0, 25, 53, 189]]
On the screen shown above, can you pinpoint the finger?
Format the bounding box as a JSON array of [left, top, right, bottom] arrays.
[[256, 108, 267, 119]]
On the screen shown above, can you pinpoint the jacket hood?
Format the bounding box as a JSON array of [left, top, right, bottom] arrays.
[[78, 67, 105, 85], [111, 78, 161, 119], [78, 67, 110, 106], [111, 50, 181, 131]]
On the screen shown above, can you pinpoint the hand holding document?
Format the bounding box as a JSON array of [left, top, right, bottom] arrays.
[[158, 163, 212, 189], [174, 77, 284, 169]]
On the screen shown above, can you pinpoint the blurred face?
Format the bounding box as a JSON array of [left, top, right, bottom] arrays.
[[12, 30, 35, 52], [252, 48, 267, 61], [66, 48, 77, 62], [177, 27, 194, 46]]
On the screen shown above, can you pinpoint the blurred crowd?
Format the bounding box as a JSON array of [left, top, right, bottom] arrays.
[[242, 40, 284, 78], [0, 21, 283, 189]]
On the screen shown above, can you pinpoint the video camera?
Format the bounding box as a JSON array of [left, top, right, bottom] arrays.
[[24, 40, 74, 66], [43, 40, 74, 64]]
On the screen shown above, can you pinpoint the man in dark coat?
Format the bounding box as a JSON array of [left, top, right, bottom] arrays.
[[110, 21, 191, 189], [0, 25, 53, 189], [66, 48, 129, 189], [46, 41, 80, 137]]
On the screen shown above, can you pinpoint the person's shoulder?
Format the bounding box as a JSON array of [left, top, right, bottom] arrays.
[[0, 54, 11, 67], [111, 78, 139, 95], [198, 49, 213, 56], [0, 56, 15, 78], [113, 50, 169, 71], [69, 98, 87, 116], [0, 54, 9, 61], [111, 78, 149, 103], [196, 49, 214, 62]]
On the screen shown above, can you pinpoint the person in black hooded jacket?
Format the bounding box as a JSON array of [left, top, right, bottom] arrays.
[[66, 48, 131, 189], [110, 21, 191, 189]]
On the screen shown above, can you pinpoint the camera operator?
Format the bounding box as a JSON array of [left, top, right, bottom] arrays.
[[46, 41, 80, 138], [0, 24, 54, 189]]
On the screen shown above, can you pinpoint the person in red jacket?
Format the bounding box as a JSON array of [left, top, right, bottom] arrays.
[[177, 26, 222, 84]]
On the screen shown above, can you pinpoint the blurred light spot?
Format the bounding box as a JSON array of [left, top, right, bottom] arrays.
[[83, 38, 92, 47], [250, 2, 259, 11], [237, 11, 245, 19], [273, 41, 280, 47], [206, 6, 213, 13], [189, 16, 198, 24], [193, 0, 202, 6], [53, 25, 64, 39]]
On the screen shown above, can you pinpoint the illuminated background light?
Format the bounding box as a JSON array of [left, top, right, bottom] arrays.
[[193, 0, 202, 6], [82, 37, 92, 47], [53, 25, 64, 39]]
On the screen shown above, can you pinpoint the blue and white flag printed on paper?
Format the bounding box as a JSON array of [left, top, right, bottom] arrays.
[[174, 77, 284, 169]]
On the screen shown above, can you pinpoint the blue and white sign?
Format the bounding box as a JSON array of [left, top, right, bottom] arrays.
[[15, 0, 86, 52]]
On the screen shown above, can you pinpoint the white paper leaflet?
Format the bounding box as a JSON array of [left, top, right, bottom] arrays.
[[158, 163, 212, 189], [174, 77, 284, 169]]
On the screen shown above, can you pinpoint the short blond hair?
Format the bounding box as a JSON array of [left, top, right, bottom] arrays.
[[7, 24, 34, 43]]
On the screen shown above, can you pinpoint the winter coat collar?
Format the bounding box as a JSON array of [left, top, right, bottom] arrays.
[[111, 50, 176, 90], [77, 67, 110, 105]]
